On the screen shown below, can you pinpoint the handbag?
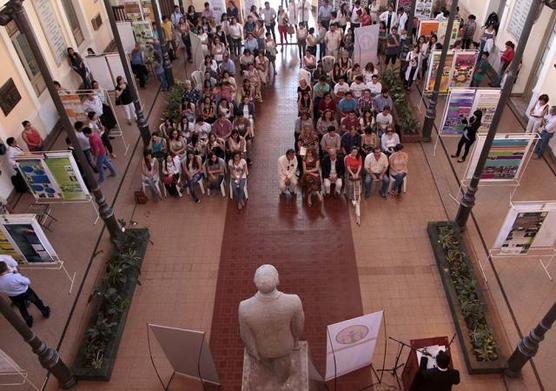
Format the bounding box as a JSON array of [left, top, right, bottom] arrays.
[[134, 190, 148, 204]]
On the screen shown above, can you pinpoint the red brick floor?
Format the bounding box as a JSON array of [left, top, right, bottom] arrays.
[[209, 49, 372, 390]]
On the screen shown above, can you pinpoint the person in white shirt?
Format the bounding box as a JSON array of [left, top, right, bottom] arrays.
[[435, 9, 448, 21], [397, 8, 408, 31], [381, 126, 401, 154], [534, 105, 556, 158], [82, 93, 104, 117], [6, 137, 24, 175], [364, 146, 389, 198], [526, 94, 549, 134], [278, 149, 298, 195], [375, 106, 394, 134], [334, 77, 350, 97], [379, 5, 397, 32], [350, 76, 367, 99], [171, 5, 183, 27], [318, 0, 333, 28], [297, 0, 311, 24], [325, 23, 343, 59], [367, 74, 382, 97], [0, 257, 50, 327], [351, 0, 362, 27], [262, 2, 277, 41]]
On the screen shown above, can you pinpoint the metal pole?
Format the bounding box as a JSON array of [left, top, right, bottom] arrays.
[[406, 1, 416, 44], [505, 302, 556, 377], [103, 0, 151, 146], [4, 0, 123, 242], [178, 0, 185, 13], [151, 0, 175, 86], [421, 0, 458, 142], [455, 0, 543, 229], [0, 296, 76, 389]]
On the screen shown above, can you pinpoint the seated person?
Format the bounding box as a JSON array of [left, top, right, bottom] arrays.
[[227, 129, 247, 160], [340, 111, 360, 135], [229, 151, 249, 210], [212, 113, 233, 140], [350, 75, 367, 99], [364, 146, 389, 198], [317, 109, 339, 137], [357, 89, 374, 114], [303, 51, 317, 70], [278, 149, 298, 195], [294, 111, 314, 147], [373, 88, 394, 113], [341, 127, 361, 156], [333, 77, 350, 100], [180, 151, 204, 203], [235, 95, 256, 119], [321, 125, 342, 156], [389, 144, 408, 196], [376, 106, 394, 135], [381, 125, 400, 154], [317, 93, 337, 117], [205, 152, 227, 194], [302, 148, 322, 207], [337, 91, 358, 116], [297, 126, 319, 156], [367, 74, 382, 97], [322, 148, 345, 197], [344, 147, 363, 201]]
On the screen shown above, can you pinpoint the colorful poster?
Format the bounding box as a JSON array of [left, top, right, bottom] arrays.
[[480, 138, 530, 180], [132, 21, 154, 44], [451, 51, 478, 88], [472, 89, 501, 133], [418, 20, 440, 38], [0, 230, 24, 264], [16, 158, 63, 200], [426, 51, 453, 93], [396, 0, 413, 13], [124, 1, 143, 21], [437, 20, 460, 48], [440, 89, 475, 135], [415, 0, 434, 19], [59, 93, 87, 125], [499, 212, 548, 255], [0, 215, 58, 265], [354, 25, 379, 68], [44, 153, 90, 201]]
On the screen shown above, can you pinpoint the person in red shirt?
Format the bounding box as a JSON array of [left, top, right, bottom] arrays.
[[341, 111, 360, 134], [21, 121, 44, 151], [317, 93, 337, 118], [491, 40, 515, 87], [83, 127, 116, 184]]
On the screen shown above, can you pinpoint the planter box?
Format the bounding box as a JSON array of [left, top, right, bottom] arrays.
[[400, 131, 423, 143], [427, 221, 506, 374], [72, 228, 150, 381]]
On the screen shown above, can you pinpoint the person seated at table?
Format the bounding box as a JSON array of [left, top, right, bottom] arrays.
[[340, 111, 360, 135], [376, 106, 393, 135], [302, 148, 322, 207], [364, 146, 389, 198], [389, 144, 408, 196], [205, 152, 227, 194], [322, 148, 345, 197], [181, 151, 204, 203], [321, 125, 342, 156], [341, 126, 361, 155], [278, 148, 299, 196], [229, 151, 249, 210], [338, 91, 358, 116], [381, 125, 400, 155]]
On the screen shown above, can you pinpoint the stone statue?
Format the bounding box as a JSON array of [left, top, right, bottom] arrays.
[[239, 264, 305, 389]]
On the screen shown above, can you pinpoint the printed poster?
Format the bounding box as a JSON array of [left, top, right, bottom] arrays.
[[132, 21, 154, 44], [451, 51, 478, 88], [415, 0, 434, 19], [0, 230, 24, 264], [440, 89, 475, 135], [44, 153, 90, 201], [499, 212, 548, 255], [396, 0, 413, 13], [418, 20, 439, 38], [59, 93, 87, 125], [481, 138, 530, 180], [426, 51, 453, 93], [472, 89, 501, 133], [16, 158, 63, 200], [437, 19, 460, 48]]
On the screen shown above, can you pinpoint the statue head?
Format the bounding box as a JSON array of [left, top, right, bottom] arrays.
[[254, 264, 279, 294]]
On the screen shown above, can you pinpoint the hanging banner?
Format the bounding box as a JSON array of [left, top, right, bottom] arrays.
[[494, 203, 556, 255], [465, 134, 535, 182], [440, 88, 476, 135], [472, 89, 501, 133], [415, 0, 434, 20], [16, 153, 90, 202], [0, 214, 58, 265], [418, 20, 439, 38], [325, 311, 383, 381], [425, 51, 453, 93], [451, 51, 478, 88], [354, 25, 379, 68]]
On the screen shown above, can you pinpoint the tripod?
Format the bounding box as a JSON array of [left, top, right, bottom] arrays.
[[376, 340, 406, 390]]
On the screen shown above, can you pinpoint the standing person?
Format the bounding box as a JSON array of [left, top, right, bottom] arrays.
[[277, 6, 289, 49], [325, 23, 343, 59], [318, 0, 332, 29], [87, 111, 116, 159], [379, 5, 397, 33], [418, 351, 460, 390], [404, 46, 420, 89], [0, 258, 50, 327], [67, 47, 90, 88], [130, 43, 148, 88], [179, 17, 193, 63], [462, 15, 477, 49], [227, 0, 239, 20], [479, 22, 496, 55], [297, 0, 311, 25], [229, 151, 248, 210], [471, 52, 489, 87], [262, 1, 277, 42], [317, 21, 327, 59], [161, 16, 176, 60], [451, 109, 483, 163], [384, 26, 401, 68], [490, 41, 515, 87], [397, 7, 408, 31], [364, 146, 389, 198], [278, 149, 298, 195], [20, 121, 44, 152], [228, 17, 243, 57], [5, 137, 26, 193], [534, 106, 556, 159], [350, 0, 362, 28], [265, 32, 278, 74], [83, 126, 116, 184], [526, 94, 550, 134], [115, 76, 137, 125], [74, 121, 97, 172], [297, 22, 308, 61]]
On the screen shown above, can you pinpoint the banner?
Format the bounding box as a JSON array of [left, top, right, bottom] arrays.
[[494, 203, 556, 255], [465, 134, 535, 182], [472, 89, 501, 133], [451, 51, 478, 88], [354, 25, 379, 67], [16, 152, 90, 202], [0, 214, 58, 265], [415, 0, 434, 19], [440, 89, 476, 135], [325, 311, 383, 381], [425, 51, 453, 93]]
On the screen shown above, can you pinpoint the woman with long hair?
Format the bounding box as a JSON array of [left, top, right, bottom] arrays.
[[302, 148, 322, 207], [141, 150, 162, 200], [451, 110, 483, 162], [181, 151, 204, 203]]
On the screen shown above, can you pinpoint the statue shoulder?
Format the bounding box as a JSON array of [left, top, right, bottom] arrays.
[[239, 296, 257, 313], [282, 293, 303, 308]]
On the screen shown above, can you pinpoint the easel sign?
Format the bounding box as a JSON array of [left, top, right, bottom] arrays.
[[0, 214, 76, 292]]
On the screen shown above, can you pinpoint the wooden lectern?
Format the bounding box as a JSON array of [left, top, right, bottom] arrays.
[[401, 336, 450, 391]]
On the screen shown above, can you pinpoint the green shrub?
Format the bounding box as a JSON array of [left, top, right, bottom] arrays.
[[382, 70, 420, 134]]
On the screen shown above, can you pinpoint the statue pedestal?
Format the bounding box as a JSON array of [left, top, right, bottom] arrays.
[[242, 341, 317, 391]]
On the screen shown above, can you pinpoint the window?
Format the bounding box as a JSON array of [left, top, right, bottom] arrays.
[[61, 0, 84, 45], [5, 20, 46, 96]]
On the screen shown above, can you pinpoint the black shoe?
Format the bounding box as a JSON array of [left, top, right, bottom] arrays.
[[25, 316, 33, 328], [450, 154, 458, 158], [42, 306, 50, 318]]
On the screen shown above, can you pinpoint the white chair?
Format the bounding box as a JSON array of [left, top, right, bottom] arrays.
[[322, 56, 336, 73], [299, 68, 312, 85], [388, 175, 407, 194], [142, 177, 166, 199], [207, 178, 227, 197], [229, 179, 249, 200], [185, 177, 205, 196]]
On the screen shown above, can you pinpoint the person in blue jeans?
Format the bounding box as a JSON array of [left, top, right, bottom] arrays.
[[228, 152, 248, 210], [83, 127, 116, 184], [364, 146, 389, 198], [534, 106, 556, 159], [181, 151, 204, 203]]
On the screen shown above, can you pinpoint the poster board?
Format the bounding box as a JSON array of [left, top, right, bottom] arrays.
[[209, 0, 226, 25], [148, 324, 220, 385], [450, 51, 478, 88], [354, 25, 379, 68], [124, 0, 144, 21], [190, 33, 205, 73], [396, 0, 413, 13], [16, 152, 90, 202], [418, 20, 440, 38], [415, 0, 434, 20], [0, 214, 58, 265], [116, 22, 136, 53], [425, 51, 454, 93], [437, 19, 460, 47], [425, 50, 478, 93], [493, 202, 556, 255], [464, 134, 535, 182], [85, 55, 114, 91], [325, 311, 383, 381], [132, 21, 154, 44], [106, 53, 130, 86], [472, 89, 501, 133], [59, 93, 87, 125], [440, 88, 476, 135]]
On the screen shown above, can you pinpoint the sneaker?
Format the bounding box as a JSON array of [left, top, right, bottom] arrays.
[[42, 306, 50, 318]]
